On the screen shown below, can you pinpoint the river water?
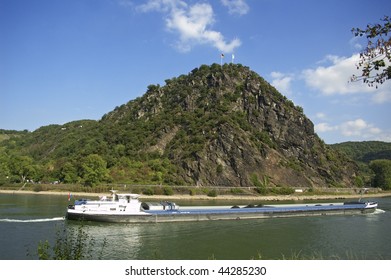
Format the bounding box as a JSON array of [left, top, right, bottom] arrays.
[[1, 193, 390, 260]]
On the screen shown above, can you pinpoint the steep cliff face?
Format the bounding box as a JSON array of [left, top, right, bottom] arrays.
[[102, 64, 358, 188]]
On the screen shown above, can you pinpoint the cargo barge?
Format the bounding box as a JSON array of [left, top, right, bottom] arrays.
[[66, 192, 378, 223]]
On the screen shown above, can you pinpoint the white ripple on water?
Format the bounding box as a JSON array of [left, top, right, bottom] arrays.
[[373, 209, 386, 214], [0, 217, 65, 223]]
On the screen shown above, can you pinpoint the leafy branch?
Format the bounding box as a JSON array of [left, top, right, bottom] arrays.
[[351, 16, 391, 87]]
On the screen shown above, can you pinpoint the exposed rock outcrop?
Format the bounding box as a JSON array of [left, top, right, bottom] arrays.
[[102, 64, 358, 188]]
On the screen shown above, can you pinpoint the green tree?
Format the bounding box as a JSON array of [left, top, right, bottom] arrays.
[[9, 155, 36, 182], [0, 152, 10, 184], [351, 16, 391, 87], [80, 154, 110, 187], [369, 159, 391, 190], [60, 162, 78, 184]]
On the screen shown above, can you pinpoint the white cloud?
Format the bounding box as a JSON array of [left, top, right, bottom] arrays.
[[339, 119, 381, 137], [315, 118, 383, 140], [136, 0, 241, 53], [221, 0, 249, 16], [301, 54, 391, 103], [349, 36, 363, 51], [118, 0, 134, 8], [372, 90, 391, 104], [339, 119, 367, 136], [315, 112, 327, 120], [136, 0, 184, 12], [315, 122, 336, 133], [270, 71, 293, 96], [302, 54, 363, 95]]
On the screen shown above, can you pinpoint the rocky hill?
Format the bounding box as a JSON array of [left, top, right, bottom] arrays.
[[1, 64, 359, 188], [99, 63, 358, 188]]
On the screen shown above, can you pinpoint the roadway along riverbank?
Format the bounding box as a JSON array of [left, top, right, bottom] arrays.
[[1, 189, 390, 201]]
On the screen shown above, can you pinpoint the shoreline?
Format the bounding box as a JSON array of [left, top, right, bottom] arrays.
[[1, 189, 390, 202]]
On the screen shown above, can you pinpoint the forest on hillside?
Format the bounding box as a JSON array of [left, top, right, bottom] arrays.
[[1, 65, 390, 191]]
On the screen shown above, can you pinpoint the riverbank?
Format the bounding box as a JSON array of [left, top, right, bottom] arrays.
[[1, 189, 390, 201]]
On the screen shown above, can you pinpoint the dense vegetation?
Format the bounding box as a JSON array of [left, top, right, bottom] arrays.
[[331, 142, 391, 190], [0, 119, 178, 187], [0, 64, 388, 190], [331, 141, 391, 163]]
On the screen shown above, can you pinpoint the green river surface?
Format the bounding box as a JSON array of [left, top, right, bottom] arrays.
[[1, 193, 390, 260]]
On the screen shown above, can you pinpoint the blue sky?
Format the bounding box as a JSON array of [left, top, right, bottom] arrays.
[[1, 0, 390, 144]]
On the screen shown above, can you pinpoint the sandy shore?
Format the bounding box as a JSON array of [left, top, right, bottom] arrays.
[[1, 189, 390, 201]]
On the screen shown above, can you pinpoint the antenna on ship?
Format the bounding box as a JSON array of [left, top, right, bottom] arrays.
[[358, 188, 369, 202]]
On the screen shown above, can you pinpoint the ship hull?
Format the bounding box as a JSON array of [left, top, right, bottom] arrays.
[[66, 203, 378, 223]]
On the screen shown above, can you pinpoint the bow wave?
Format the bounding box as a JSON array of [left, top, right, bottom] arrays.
[[0, 217, 65, 223]]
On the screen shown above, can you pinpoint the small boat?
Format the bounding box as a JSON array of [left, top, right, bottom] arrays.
[[66, 191, 378, 223]]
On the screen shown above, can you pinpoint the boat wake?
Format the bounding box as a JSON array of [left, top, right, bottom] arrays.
[[0, 217, 65, 223], [373, 209, 386, 214]]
